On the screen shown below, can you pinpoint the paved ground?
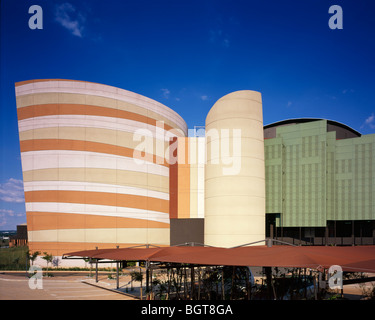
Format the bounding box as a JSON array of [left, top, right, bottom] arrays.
[[0, 273, 136, 300], [1, 271, 374, 300]]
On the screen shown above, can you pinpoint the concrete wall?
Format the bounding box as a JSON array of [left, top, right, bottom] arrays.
[[204, 90, 265, 247]]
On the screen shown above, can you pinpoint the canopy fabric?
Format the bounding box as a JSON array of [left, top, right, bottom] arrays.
[[63, 245, 375, 272]]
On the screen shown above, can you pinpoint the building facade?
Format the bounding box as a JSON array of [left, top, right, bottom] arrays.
[[15, 79, 187, 258], [264, 119, 375, 245], [15, 80, 374, 265]]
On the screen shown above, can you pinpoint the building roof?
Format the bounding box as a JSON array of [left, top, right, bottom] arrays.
[[264, 118, 361, 139]]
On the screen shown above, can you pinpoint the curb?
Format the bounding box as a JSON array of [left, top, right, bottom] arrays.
[[82, 280, 141, 300]]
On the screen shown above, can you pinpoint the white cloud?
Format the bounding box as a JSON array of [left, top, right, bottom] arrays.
[[0, 215, 6, 227], [0, 178, 25, 203], [0, 209, 14, 214], [287, 101, 292, 107], [201, 95, 208, 101], [361, 113, 375, 129], [0, 209, 24, 217], [161, 88, 170, 99], [0, 209, 25, 227], [55, 3, 85, 37], [209, 29, 230, 48], [342, 89, 354, 94]]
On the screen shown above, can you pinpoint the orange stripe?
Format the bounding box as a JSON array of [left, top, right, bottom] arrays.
[[25, 190, 169, 213], [26, 211, 169, 231], [20, 139, 169, 167], [17, 104, 175, 131], [27, 242, 169, 256]]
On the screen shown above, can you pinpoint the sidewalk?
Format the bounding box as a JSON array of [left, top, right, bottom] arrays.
[[82, 273, 144, 299]]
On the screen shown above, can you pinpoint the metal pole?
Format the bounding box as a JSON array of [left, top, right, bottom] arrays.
[[230, 266, 235, 300], [150, 266, 153, 299], [95, 246, 98, 283], [116, 246, 119, 289], [191, 266, 195, 299], [267, 238, 273, 247], [352, 220, 355, 246], [95, 259, 98, 283], [146, 261, 149, 295], [265, 267, 273, 299], [313, 275, 317, 300], [222, 268, 225, 300], [325, 226, 328, 246], [116, 261, 119, 289]]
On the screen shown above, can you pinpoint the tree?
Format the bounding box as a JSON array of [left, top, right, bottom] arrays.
[[84, 258, 93, 277], [42, 252, 53, 275], [130, 270, 144, 296], [26, 250, 40, 266], [131, 270, 144, 287]]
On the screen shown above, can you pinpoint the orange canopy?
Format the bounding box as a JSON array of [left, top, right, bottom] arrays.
[[63, 245, 375, 272]]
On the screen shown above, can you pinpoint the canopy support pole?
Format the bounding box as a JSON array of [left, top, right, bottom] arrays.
[[230, 239, 296, 248], [116, 246, 120, 289], [95, 259, 98, 283], [221, 268, 225, 300], [146, 261, 150, 295], [116, 261, 119, 289], [190, 266, 195, 299], [95, 247, 98, 283], [265, 267, 273, 300]]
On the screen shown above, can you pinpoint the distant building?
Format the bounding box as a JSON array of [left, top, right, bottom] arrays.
[[9, 224, 28, 247]]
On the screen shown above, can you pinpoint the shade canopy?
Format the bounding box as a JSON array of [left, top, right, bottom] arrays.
[[63, 245, 375, 273]]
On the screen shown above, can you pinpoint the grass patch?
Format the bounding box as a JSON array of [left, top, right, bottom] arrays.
[[0, 246, 29, 270]]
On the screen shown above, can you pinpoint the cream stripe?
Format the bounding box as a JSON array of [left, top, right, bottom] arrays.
[[22, 168, 169, 193], [19, 127, 171, 158], [21, 150, 169, 176], [25, 202, 170, 223], [18, 115, 181, 139], [23, 181, 169, 200], [15, 81, 187, 134], [28, 228, 170, 244]]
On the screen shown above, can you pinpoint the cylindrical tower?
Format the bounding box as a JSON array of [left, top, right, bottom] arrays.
[[15, 79, 187, 261], [204, 90, 265, 248]]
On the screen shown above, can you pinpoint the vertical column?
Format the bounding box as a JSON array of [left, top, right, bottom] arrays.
[[204, 90, 265, 248]]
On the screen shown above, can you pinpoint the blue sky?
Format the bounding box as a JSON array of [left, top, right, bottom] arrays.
[[0, 0, 374, 230]]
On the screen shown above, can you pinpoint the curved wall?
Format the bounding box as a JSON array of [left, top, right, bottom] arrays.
[[15, 79, 187, 256], [204, 90, 265, 248]]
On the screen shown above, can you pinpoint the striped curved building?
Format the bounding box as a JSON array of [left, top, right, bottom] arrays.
[[15, 79, 187, 259]]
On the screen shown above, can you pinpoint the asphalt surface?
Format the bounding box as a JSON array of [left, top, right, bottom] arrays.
[[0, 272, 136, 300], [1, 271, 374, 301]]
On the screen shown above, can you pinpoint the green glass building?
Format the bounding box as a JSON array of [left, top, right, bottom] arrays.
[[264, 119, 375, 245]]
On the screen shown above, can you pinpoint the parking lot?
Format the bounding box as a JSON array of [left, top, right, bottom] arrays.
[[0, 273, 136, 300]]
